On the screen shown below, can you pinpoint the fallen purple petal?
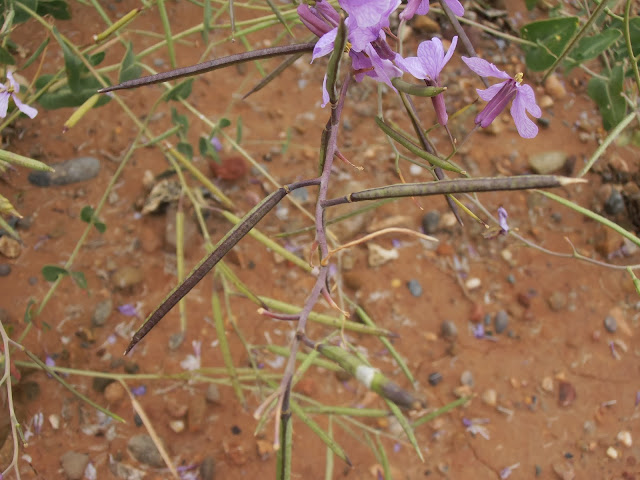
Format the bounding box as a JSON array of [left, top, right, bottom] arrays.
[[131, 385, 147, 396], [118, 304, 138, 316], [498, 207, 509, 233], [210, 136, 223, 152]]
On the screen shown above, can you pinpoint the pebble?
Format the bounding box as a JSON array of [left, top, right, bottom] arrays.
[[49, 414, 61, 430], [481, 388, 497, 407], [460, 370, 474, 387], [544, 74, 567, 99], [407, 279, 423, 297], [367, 243, 399, 267], [552, 461, 575, 480], [169, 420, 185, 433], [60, 451, 90, 480], [29, 157, 100, 187], [168, 332, 184, 350], [411, 15, 440, 33], [541, 376, 554, 392], [104, 382, 125, 405], [291, 187, 309, 204], [200, 456, 216, 480], [127, 434, 165, 468], [440, 320, 458, 339], [603, 315, 617, 333], [617, 430, 632, 447], [428, 372, 443, 386], [421, 210, 440, 234], [494, 310, 509, 334], [604, 189, 625, 215], [0, 236, 21, 258], [583, 420, 596, 434], [528, 151, 567, 175], [0, 263, 11, 276], [548, 291, 567, 311], [606, 446, 619, 459], [111, 266, 144, 290], [465, 277, 481, 290], [538, 94, 554, 108], [558, 381, 576, 407], [205, 384, 221, 404], [91, 299, 112, 327], [92, 378, 114, 393]]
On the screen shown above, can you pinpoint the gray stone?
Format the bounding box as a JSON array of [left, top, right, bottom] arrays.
[[441, 320, 457, 339], [428, 372, 443, 386], [604, 189, 625, 215], [92, 299, 112, 327], [168, 332, 184, 350], [494, 310, 509, 334], [0, 263, 11, 276], [29, 157, 100, 187], [460, 370, 474, 387], [603, 315, 617, 333], [127, 434, 165, 468], [421, 210, 440, 234], [200, 456, 216, 480], [528, 151, 567, 175], [60, 451, 89, 480], [407, 279, 423, 297]]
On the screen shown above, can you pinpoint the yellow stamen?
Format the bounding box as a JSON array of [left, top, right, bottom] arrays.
[[515, 72, 524, 84]]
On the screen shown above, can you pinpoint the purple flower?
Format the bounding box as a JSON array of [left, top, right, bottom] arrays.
[[399, 0, 464, 21], [118, 303, 138, 316], [300, 0, 402, 106], [395, 36, 458, 126], [499, 463, 520, 479], [461, 56, 541, 138], [131, 385, 147, 396], [0, 71, 38, 119], [472, 322, 485, 339], [210, 137, 223, 152], [498, 207, 509, 234]]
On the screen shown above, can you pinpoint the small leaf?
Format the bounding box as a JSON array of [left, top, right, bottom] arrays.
[[24, 299, 36, 324], [12, 0, 38, 23], [525, 0, 536, 10], [587, 65, 626, 131], [52, 27, 83, 92], [170, 107, 189, 131], [567, 29, 621, 67], [70, 271, 88, 290], [80, 205, 106, 233], [165, 79, 193, 101], [42, 265, 69, 282], [218, 117, 231, 129], [35, 74, 112, 109], [119, 42, 142, 83], [521, 17, 580, 71], [235, 117, 243, 144], [0, 46, 16, 65], [177, 141, 193, 160], [36, 0, 71, 20], [22, 38, 50, 70], [88, 51, 105, 67]]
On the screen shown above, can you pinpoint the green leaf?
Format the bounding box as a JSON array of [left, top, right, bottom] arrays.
[[80, 205, 106, 233], [587, 65, 626, 131], [35, 74, 111, 109], [0, 46, 15, 65], [170, 107, 189, 132], [36, 0, 70, 20], [11, 0, 38, 24], [42, 265, 69, 282], [566, 29, 621, 67], [24, 298, 36, 324], [235, 116, 243, 145], [218, 117, 231, 129], [199, 136, 220, 163], [177, 141, 193, 160], [521, 17, 580, 71], [22, 37, 49, 70], [70, 271, 88, 290], [524, 0, 536, 10], [165, 79, 193, 101], [119, 42, 142, 84], [52, 26, 83, 92], [88, 51, 105, 67]]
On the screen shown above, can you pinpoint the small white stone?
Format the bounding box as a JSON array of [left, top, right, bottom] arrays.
[[481, 389, 497, 407], [606, 446, 619, 459], [409, 164, 422, 176], [465, 277, 481, 290], [617, 430, 632, 447], [48, 414, 60, 430], [169, 420, 185, 433], [541, 376, 554, 392], [500, 249, 512, 262], [367, 243, 399, 268]]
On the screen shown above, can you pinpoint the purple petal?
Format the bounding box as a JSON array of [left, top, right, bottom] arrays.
[[321, 74, 330, 108], [399, 0, 429, 21], [0, 92, 10, 118], [312, 27, 338, 61], [316, 1, 340, 25], [394, 53, 429, 79], [511, 84, 540, 138], [118, 304, 138, 316], [498, 207, 509, 232], [11, 95, 38, 119], [6, 71, 19, 92], [341, 0, 399, 28], [45, 356, 56, 367], [210, 136, 223, 151], [444, 0, 465, 16], [476, 81, 507, 102], [461, 56, 511, 80], [131, 385, 147, 396]]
